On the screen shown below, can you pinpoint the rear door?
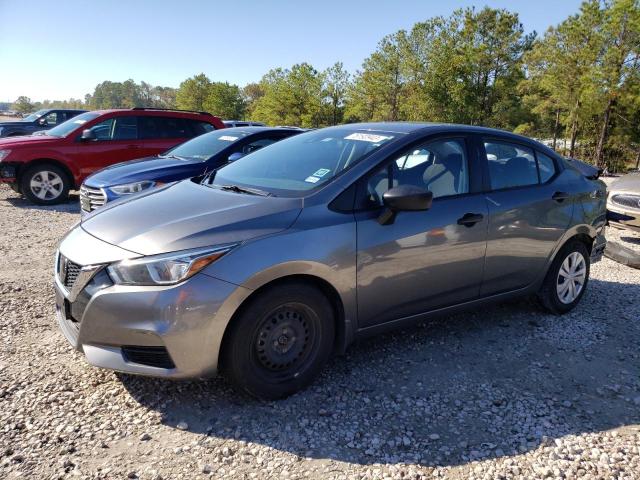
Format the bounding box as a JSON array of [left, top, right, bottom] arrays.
[[479, 137, 573, 295], [137, 116, 193, 158], [355, 135, 488, 328]]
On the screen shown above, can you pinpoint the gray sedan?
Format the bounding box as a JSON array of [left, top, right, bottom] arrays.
[[54, 123, 607, 399]]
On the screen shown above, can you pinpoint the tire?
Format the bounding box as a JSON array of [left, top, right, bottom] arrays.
[[221, 282, 335, 400], [537, 241, 590, 314], [20, 164, 70, 205]]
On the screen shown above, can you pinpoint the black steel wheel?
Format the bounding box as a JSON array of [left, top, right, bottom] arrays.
[[221, 282, 335, 400]]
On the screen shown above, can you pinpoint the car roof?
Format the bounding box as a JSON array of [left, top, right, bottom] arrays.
[[333, 122, 551, 148], [92, 108, 217, 118], [221, 126, 301, 134]]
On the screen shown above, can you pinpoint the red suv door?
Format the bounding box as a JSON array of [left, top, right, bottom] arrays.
[[136, 116, 195, 158]]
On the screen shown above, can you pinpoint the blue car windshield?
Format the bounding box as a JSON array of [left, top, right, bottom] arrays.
[[22, 109, 48, 122], [211, 128, 396, 196], [160, 129, 251, 161]]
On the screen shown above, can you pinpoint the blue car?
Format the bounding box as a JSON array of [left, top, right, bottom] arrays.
[[79, 127, 302, 214]]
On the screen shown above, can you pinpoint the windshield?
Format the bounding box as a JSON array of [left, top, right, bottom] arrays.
[[210, 128, 396, 196], [161, 129, 251, 161], [46, 112, 101, 137], [22, 109, 48, 122]]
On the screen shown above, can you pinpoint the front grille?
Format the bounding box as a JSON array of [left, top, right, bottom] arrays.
[[57, 254, 82, 290], [79, 185, 106, 212], [611, 194, 640, 211], [122, 346, 176, 369]]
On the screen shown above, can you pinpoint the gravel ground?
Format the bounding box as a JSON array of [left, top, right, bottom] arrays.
[[1, 186, 639, 480]]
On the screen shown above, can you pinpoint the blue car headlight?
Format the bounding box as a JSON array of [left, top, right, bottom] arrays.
[[109, 180, 156, 196]]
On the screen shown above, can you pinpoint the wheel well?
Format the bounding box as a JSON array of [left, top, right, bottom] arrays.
[[564, 233, 594, 254], [219, 274, 346, 366], [18, 159, 75, 189]]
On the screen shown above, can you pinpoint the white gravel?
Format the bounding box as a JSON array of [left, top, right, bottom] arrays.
[[1, 186, 639, 479]]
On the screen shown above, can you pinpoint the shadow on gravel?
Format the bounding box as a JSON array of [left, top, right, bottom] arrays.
[[3, 191, 80, 213], [120, 276, 640, 468]]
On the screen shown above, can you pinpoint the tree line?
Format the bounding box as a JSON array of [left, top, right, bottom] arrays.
[[12, 0, 640, 170]]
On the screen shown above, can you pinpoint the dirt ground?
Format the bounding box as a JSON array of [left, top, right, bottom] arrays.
[[0, 186, 639, 480]]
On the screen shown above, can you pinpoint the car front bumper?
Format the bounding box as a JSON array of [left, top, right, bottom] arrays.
[[54, 259, 249, 379], [607, 206, 640, 233]]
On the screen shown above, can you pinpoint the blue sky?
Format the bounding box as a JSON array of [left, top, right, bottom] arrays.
[[0, 0, 584, 102]]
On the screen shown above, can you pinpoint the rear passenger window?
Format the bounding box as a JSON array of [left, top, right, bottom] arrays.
[[139, 117, 189, 139], [484, 141, 538, 190], [112, 117, 138, 140], [189, 120, 215, 136], [536, 152, 556, 183]]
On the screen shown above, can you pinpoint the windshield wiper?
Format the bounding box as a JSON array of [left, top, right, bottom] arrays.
[[218, 184, 271, 196], [159, 154, 188, 161]]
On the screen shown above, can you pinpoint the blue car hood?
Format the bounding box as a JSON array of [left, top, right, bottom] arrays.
[[84, 156, 211, 187], [81, 179, 303, 256]]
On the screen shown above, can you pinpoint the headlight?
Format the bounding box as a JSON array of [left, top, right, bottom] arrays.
[[0, 149, 11, 161], [107, 245, 236, 286], [109, 180, 156, 195]]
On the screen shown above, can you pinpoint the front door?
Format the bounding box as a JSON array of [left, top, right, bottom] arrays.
[[355, 136, 488, 328]]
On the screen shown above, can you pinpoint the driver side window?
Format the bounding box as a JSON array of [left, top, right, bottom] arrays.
[[362, 137, 469, 208]]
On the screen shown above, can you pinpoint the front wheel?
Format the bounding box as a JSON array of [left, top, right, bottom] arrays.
[[537, 241, 590, 314], [20, 164, 70, 205], [221, 283, 335, 400]]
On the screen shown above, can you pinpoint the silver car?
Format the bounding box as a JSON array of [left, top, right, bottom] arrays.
[[607, 171, 640, 232], [54, 123, 607, 399]]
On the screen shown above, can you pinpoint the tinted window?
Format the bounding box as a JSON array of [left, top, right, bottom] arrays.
[[365, 137, 469, 207], [113, 117, 137, 140], [212, 128, 396, 196], [189, 120, 215, 136], [139, 116, 189, 139], [86, 116, 138, 141], [484, 140, 538, 190], [537, 151, 556, 183], [238, 137, 279, 155]]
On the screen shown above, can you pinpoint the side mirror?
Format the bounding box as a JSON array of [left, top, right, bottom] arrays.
[[80, 129, 97, 141], [38, 118, 47, 126], [227, 151, 245, 162], [378, 185, 433, 225]]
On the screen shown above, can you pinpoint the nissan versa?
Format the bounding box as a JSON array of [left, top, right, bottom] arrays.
[[54, 123, 607, 399]]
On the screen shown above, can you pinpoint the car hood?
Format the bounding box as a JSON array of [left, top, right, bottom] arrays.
[[85, 156, 208, 187], [0, 134, 59, 147], [610, 172, 640, 192], [81, 179, 303, 256]]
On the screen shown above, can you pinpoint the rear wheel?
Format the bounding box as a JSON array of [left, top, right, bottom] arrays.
[[221, 283, 335, 400], [20, 164, 70, 205], [538, 241, 590, 314]]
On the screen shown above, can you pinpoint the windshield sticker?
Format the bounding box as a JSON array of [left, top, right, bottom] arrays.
[[304, 176, 321, 184], [312, 168, 331, 177], [219, 135, 238, 141], [344, 132, 392, 143]]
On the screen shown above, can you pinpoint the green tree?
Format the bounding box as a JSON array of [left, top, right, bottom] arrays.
[[205, 82, 245, 119], [251, 63, 324, 127], [176, 73, 212, 111], [13, 96, 34, 114], [322, 62, 351, 125]]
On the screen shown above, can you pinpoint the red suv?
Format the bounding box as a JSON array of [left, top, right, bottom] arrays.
[[0, 108, 225, 204]]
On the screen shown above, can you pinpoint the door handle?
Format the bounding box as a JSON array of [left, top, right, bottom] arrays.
[[552, 191, 569, 202], [457, 213, 484, 227]]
